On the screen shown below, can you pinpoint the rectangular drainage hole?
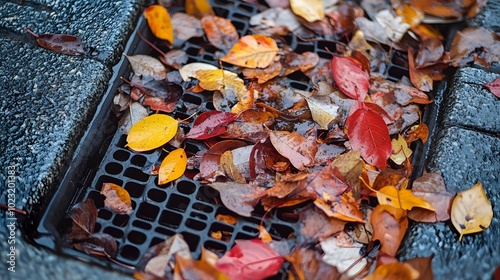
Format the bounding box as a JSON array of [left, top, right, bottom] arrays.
[[185, 218, 207, 231], [136, 203, 160, 221], [166, 194, 190, 212], [159, 210, 183, 228], [124, 167, 149, 182], [120, 244, 140, 261]]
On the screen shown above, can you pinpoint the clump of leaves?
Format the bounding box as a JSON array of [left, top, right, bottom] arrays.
[[82, 0, 499, 279]]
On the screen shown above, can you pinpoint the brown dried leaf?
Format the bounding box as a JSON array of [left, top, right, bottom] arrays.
[[299, 207, 346, 245], [172, 13, 204, 46], [269, 130, 318, 170], [73, 233, 118, 258], [447, 27, 500, 67], [68, 198, 97, 240], [287, 247, 341, 280], [208, 182, 266, 217], [408, 171, 454, 222]]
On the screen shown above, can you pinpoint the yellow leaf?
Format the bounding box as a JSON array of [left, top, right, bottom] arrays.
[[185, 0, 214, 19], [390, 134, 413, 165], [395, 3, 424, 28], [290, 0, 324, 22], [126, 114, 178, 152], [220, 35, 279, 68], [259, 226, 272, 243], [158, 148, 187, 185], [376, 186, 435, 211], [143, 5, 174, 43], [451, 182, 493, 241]]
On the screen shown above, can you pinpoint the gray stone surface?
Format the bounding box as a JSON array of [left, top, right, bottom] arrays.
[[0, 0, 143, 278], [400, 127, 500, 279], [441, 67, 500, 134], [467, 0, 500, 32]]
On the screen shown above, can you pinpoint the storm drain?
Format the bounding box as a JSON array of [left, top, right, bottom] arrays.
[[33, 0, 455, 278]]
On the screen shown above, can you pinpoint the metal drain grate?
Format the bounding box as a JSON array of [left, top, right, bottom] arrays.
[[33, 0, 451, 278]]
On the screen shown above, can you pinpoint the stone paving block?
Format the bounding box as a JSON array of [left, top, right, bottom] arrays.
[[467, 0, 500, 32], [400, 127, 500, 279], [441, 67, 500, 134], [0, 0, 143, 65]]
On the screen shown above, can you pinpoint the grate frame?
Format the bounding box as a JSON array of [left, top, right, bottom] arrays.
[[33, 0, 457, 277]]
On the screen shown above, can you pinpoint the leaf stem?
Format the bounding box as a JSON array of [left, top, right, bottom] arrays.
[[0, 203, 27, 216], [24, 27, 39, 38]]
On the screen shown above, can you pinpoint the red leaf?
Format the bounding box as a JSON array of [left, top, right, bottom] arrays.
[[215, 239, 284, 280], [484, 77, 500, 98], [25, 27, 86, 55], [185, 111, 238, 140], [331, 56, 369, 101], [345, 105, 391, 169]]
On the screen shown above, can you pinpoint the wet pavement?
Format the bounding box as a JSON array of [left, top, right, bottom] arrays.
[[0, 0, 499, 279]]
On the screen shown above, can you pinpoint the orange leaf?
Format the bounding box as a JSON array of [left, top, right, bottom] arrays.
[[220, 35, 279, 68], [371, 205, 408, 256], [201, 15, 239, 51], [158, 148, 187, 185], [259, 226, 273, 243], [185, 0, 214, 19], [314, 196, 364, 223], [408, 51, 433, 92], [376, 186, 435, 211], [101, 183, 133, 215], [143, 5, 174, 43]]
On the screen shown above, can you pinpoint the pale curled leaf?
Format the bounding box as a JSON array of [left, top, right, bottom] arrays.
[[101, 183, 133, 215], [124, 54, 167, 80], [451, 182, 493, 241], [305, 94, 341, 129], [290, 0, 324, 22]]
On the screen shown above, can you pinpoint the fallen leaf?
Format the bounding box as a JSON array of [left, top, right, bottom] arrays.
[[404, 123, 429, 144], [269, 130, 318, 170], [215, 214, 238, 225], [390, 134, 413, 165], [331, 56, 370, 101], [143, 5, 174, 43], [101, 183, 133, 215], [372, 168, 406, 191], [290, 0, 324, 22], [136, 234, 191, 279], [375, 9, 410, 42], [331, 150, 365, 199], [404, 256, 434, 280], [286, 247, 341, 280], [118, 102, 149, 134], [220, 35, 279, 68], [259, 226, 273, 243], [175, 252, 229, 280], [314, 195, 364, 223], [171, 13, 204, 46], [345, 104, 392, 169], [408, 51, 433, 92], [179, 62, 218, 81], [321, 235, 367, 277], [371, 205, 408, 256], [281, 51, 320, 76], [185, 111, 238, 140], [408, 171, 454, 222], [199, 140, 247, 181], [376, 186, 435, 211], [216, 239, 284, 280], [415, 37, 444, 69], [158, 148, 187, 185], [185, 0, 214, 18], [364, 261, 420, 280], [141, 80, 183, 113], [208, 182, 266, 217], [67, 198, 97, 240], [24, 27, 86, 55], [201, 15, 239, 51], [123, 54, 167, 80], [447, 27, 500, 67], [299, 207, 346, 245], [394, 3, 424, 28], [305, 94, 341, 129], [249, 137, 290, 180], [242, 61, 282, 83], [484, 77, 500, 99], [220, 150, 246, 183], [73, 233, 118, 258], [451, 182, 493, 241], [126, 114, 178, 152], [195, 69, 248, 99]]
